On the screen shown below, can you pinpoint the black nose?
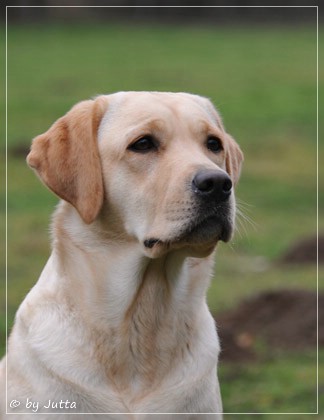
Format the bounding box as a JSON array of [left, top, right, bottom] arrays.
[[192, 170, 232, 202]]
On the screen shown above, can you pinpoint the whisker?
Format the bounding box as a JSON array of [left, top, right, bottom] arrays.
[[236, 197, 255, 209], [233, 197, 258, 242]]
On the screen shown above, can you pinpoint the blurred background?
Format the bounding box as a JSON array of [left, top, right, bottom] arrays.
[[1, 1, 322, 417]]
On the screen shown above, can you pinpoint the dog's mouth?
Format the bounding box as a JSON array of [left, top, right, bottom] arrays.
[[180, 213, 232, 243], [144, 206, 233, 254]]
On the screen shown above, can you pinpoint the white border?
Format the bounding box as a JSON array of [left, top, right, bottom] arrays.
[[5, 4, 8, 416], [316, 4, 319, 415], [5, 4, 319, 416]]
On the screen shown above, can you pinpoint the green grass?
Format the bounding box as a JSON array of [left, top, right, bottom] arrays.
[[2, 22, 321, 415], [220, 349, 321, 415]]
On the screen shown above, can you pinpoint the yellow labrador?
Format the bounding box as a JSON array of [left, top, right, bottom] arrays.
[[1, 92, 243, 419]]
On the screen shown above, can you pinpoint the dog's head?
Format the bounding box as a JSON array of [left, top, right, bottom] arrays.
[[27, 92, 243, 258]]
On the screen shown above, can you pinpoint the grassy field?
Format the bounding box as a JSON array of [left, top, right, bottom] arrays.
[[2, 21, 322, 414]]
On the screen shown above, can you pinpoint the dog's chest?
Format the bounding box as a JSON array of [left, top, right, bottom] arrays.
[[92, 271, 194, 398]]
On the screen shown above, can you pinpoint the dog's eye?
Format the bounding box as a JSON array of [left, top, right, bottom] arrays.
[[128, 136, 157, 153], [206, 136, 223, 153]]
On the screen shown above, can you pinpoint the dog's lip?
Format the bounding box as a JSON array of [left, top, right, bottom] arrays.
[[143, 212, 231, 252], [180, 213, 227, 241], [144, 238, 160, 249]]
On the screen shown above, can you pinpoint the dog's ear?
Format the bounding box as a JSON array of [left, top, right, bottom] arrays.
[[27, 96, 108, 224], [225, 134, 244, 186]]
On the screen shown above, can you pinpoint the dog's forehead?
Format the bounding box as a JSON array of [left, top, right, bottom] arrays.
[[101, 91, 222, 129]]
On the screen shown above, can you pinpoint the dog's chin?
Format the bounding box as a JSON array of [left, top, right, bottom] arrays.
[[143, 215, 233, 258], [179, 215, 233, 244]]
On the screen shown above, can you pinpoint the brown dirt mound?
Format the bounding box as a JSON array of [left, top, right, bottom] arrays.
[[279, 235, 322, 265], [215, 289, 322, 363]]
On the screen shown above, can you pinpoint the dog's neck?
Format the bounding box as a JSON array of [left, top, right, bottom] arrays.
[[51, 202, 214, 318], [49, 202, 216, 393]]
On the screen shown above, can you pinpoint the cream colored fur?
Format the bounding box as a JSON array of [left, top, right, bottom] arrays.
[[0, 92, 243, 419]]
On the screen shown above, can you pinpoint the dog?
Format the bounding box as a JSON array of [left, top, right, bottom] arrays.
[[1, 92, 243, 419]]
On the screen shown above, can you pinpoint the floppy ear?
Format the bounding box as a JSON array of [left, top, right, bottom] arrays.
[[27, 96, 108, 224], [225, 134, 244, 186]]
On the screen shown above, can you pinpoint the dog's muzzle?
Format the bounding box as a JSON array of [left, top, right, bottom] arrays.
[[144, 169, 234, 252], [181, 169, 234, 243]]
